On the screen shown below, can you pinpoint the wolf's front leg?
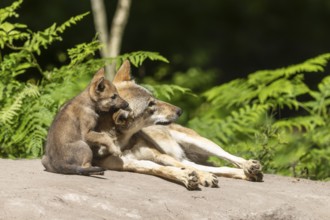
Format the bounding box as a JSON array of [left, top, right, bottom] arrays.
[[125, 144, 218, 188], [146, 148, 219, 187], [85, 131, 121, 156], [95, 155, 200, 190]]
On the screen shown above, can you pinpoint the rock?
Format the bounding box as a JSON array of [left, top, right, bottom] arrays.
[[1, 159, 329, 220]]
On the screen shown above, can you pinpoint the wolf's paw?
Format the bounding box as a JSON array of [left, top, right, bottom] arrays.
[[109, 147, 122, 157], [198, 172, 219, 188], [243, 159, 263, 182], [181, 170, 199, 190]]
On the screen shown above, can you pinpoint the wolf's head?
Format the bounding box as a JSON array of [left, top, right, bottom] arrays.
[[112, 60, 182, 132], [89, 68, 129, 113]]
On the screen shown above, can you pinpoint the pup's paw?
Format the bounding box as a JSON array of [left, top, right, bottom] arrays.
[[198, 172, 219, 187], [113, 109, 133, 128], [181, 170, 199, 190], [243, 159, 263, 182], [97, 145, 108, 156]]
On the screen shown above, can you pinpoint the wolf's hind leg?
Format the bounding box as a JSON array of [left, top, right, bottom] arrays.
[[60, 141, 105, 175], [169, 124, 262, 174], [182, 159, 263, 182], [41, 155, 56, 173]]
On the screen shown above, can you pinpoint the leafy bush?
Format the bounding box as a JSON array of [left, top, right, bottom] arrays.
[[188, 54, 330, 180], [0, 0, 168, 158]]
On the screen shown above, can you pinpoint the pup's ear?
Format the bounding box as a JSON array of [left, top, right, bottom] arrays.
[[95, 77, 105, 93], [92, 68, 105, 82], [113, 60, 131, 83]]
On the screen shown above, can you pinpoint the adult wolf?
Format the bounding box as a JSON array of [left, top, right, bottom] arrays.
[[94, 61, 263, 190]]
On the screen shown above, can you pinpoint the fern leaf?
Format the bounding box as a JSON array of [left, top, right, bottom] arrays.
[[144, 84, 195, 100], [189, 104, 269, 145], [57, 12, 90, 33], [273, 115, 325, 132], [311, 125, 330, 147], [25, 23, 60, 54], [0, 21, 29, 48], [0, 84, 39, 124], [116, 51, 169, 68], [0, 0, 23, 23], [68, 39, 101, 66], [25, 12, 89, 55], [203, 79, 257, 108], [248, 53, 330, 85]]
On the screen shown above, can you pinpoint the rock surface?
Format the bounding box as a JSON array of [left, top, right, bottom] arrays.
[[1, 159, 329, 220]]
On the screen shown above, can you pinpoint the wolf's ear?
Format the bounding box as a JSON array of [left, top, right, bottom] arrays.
[[92, 68, 105, 82], [113, 60, 131, 83], [95, 77, 106, 93]]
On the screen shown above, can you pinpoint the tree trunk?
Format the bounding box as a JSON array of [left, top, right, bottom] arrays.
[[90, 0, 132, 80]]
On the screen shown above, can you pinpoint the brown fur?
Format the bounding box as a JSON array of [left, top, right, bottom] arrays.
[[94, 61, 262, 190], [41, 68, 129, 175]]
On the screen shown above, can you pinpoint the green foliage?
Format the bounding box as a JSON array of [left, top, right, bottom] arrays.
[[188, 53, 330, 180], [115, 51, 169, 68], [68, 38, 102, 66], [142, 67, 219, 124], [143, 84, 195, 101], [0, 1, 168, 158]]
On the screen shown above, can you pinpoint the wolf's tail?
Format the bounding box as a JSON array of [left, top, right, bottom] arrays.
[[55, 163, 105, 175], [75, 166, 105, 175], [42, 155, 105, 175]]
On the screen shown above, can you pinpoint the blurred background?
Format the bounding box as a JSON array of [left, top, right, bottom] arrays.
[[1, 0, 330, 82]]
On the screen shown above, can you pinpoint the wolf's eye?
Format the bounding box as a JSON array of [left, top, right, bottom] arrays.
[[111, 94, 117, 100], [148, 100, 156, 107]]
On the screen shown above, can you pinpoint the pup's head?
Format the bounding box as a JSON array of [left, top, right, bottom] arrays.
[[112, 60, 182, 131], [89, 68, 129, 112]]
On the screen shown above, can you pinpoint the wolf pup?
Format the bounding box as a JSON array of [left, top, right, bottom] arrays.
[[41, 68, 129, 175]]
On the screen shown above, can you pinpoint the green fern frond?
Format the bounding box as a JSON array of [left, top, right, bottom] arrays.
[[273, 116, 325, 132], [311, 125, 330, 147], [0, 22, 29, 48], [12, 107, 49, 143], [0, 50, 34, 78], [318, 75, 330, 96], [248, 53, 330, 85], [189, 104, 269, 145], [25, 12, 89, 55], [68, 38, 101, 66], [0, 82, 3, 100], [203, 79, 256, 108], [57, 12, 90, 33], [143, 84, 195, 100], [304, 75, 330, 116], [26, 132, 44, 157], [0, 84, 39, 125], [116, 51, 169, 68], [0, 0, 23, 23], [0, 81, 20, 100], [222, 104, 269, 135], [25, 23, 60, 54], [258, 77, 307, 103]]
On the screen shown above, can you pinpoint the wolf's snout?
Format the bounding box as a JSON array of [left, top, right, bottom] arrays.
[[176, 108, 183, 116], [122, 101, 130, 110]]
